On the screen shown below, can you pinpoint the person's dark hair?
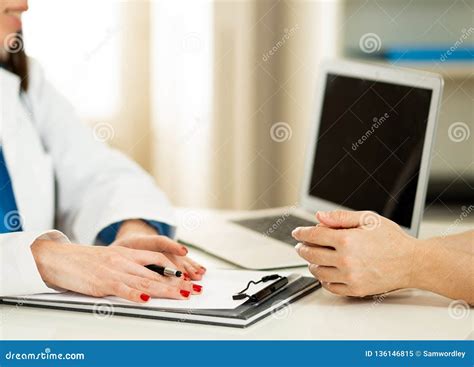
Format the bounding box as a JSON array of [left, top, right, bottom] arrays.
[[3, 33, 28, 91]]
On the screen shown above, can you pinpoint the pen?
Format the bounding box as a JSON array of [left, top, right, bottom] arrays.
[[145, 264, 182, 278]]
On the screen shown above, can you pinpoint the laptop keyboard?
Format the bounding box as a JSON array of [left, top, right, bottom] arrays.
[[231, 215, 316, 245]]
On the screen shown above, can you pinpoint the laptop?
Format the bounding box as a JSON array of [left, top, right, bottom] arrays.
[[178, 59, 443, 270]]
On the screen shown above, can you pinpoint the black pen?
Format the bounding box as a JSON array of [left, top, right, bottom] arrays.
[[145, 264, 182, 278]]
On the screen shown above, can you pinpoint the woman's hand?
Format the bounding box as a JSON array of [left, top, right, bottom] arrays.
[[112, 220, 206, 281], [31, 239, 202, 303], [292, 210, 418, 297]]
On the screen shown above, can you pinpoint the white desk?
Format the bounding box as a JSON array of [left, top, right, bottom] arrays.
[[1, 209, 473, 340]]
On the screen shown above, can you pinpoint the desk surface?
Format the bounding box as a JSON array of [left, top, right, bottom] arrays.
[[1, 208, 473, 340]]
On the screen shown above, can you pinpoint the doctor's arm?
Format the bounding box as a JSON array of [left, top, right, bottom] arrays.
[[292, 210, 474, 305], [26, 60, 204, 280], [30, 234, 200, 303], [1, 217, 202, 300]]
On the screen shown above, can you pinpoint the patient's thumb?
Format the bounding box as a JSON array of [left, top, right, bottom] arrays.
[[316, 210, 362, 229]]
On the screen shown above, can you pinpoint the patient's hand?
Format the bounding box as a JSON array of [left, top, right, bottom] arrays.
[[292, 210, 418, 297], [31, 239, 200, 303], [112, 219, 206, 281]]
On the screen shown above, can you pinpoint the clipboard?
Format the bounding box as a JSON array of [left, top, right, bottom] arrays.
[[1, 273, 320, 328]]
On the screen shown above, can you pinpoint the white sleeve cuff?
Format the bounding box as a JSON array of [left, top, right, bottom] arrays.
[[0, 230, 70, 297]]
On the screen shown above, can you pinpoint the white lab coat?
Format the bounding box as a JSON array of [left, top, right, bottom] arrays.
[[0, 58, 175, 297]]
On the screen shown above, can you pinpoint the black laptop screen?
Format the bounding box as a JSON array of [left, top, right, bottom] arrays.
[[308, 73, 433, 228]]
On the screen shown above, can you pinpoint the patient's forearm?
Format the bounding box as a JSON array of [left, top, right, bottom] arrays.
[[429, 230, 474, 254], [412, 237, 474, 304]]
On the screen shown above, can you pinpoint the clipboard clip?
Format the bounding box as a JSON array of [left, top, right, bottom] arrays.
[[232, 274, 289, 303]]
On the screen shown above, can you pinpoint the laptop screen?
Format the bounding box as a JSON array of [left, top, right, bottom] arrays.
[[308, 73, 433, 228]]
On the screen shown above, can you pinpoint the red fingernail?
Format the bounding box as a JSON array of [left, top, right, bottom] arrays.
[[184, 272, 190, 281], [192, 284, 202, 292], [140, 293, 150, 302], [181, 246, 188, 254], [180, 290, 190, 298]]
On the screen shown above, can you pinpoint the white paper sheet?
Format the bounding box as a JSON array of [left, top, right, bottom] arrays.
[[20, 269, 299, 310]]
